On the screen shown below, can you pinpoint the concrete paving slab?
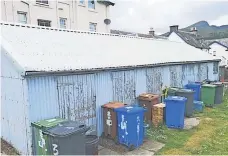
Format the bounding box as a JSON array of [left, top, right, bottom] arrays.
[[98, 148, 120, 155], [141, 140, 165, 152], [184, 117, 200, 130], [125, 148, 154, 155]]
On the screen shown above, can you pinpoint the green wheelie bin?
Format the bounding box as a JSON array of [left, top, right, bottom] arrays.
[[31, 118, 66, 155], [201, 84, 217, 107]]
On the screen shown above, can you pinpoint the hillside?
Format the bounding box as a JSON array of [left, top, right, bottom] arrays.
[[181, 21, 228, 40]]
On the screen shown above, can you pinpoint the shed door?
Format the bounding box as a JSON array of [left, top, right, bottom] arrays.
[[170, 66, 183, 87], [111, 71, 136, 104], [198, 63, 208, 81], [146, 68, 163, 94], [57, 75, 96, 131]]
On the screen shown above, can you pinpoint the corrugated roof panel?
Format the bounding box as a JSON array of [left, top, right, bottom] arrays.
[[0, 22, 219, 73]]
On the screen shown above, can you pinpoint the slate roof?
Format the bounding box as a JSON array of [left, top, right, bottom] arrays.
[[111, 29, 167, 39], [161, 30, 210, 49], [205, 38, 228, 49], [1, 22, 219, 75]]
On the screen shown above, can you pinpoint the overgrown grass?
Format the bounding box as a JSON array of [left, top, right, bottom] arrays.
[[148, 90, 228, 155]]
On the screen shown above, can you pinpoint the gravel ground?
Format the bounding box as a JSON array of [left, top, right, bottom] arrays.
[[1, 139, 19, 155]]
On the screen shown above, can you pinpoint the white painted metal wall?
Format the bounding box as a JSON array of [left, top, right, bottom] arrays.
[[26, 62, 219, 138], [1, 49, 31, 155]]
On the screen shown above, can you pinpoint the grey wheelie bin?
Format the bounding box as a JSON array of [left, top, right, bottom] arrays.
[[44, 121, 89, 155], [176, 89, 194, 117], [212, 82, 224, 104]]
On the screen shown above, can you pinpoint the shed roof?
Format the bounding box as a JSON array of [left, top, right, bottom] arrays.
[[1, 22, 219, 75]]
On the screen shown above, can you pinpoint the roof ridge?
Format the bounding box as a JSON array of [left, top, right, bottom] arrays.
[[0, 21, 162, 41]]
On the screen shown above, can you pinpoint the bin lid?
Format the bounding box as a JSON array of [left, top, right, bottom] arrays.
[[186, 83, 201, 87], [193, 101, 204, 105], [115, 106, 146, 114], [167, 87, 180, 93], [138, 93, 159, 100], [44, 121, 89, 137], [32, 118, 66, 128], [164, 96, 187, 102], [153, 103, 166, 108], [177, 89, 194, 93], [212, 82, 223, 86], [202, 84, 216, 88], [102, 102, 125, 109]]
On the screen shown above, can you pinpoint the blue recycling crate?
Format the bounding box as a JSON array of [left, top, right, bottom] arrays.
[[164, 96, 187, 129], [193, 101, 204, 112], [184, 83, 201, 101], [115, 106, 146, 150]]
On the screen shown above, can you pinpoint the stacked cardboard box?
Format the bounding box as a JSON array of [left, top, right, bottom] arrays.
[[152, 103, 165, 127]]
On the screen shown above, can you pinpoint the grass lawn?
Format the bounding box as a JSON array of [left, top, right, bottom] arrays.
[[148, 90, 228, 155]]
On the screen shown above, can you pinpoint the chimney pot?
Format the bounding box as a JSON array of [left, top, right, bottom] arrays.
[[170, 25, 179, 32]]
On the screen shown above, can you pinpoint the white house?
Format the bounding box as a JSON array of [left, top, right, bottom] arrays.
[[1, 0, 114, 32], [208, 41, 228, 66], [161, 25, 210, 52]]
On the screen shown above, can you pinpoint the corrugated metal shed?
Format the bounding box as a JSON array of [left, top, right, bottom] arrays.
[[1, 22, 220, 73], [1, 22, 220, 155]]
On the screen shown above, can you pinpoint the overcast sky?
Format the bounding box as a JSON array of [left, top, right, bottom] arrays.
[[110, 0, 228, 34]]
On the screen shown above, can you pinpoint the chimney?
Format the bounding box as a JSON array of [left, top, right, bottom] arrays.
[[170, 25, 179, 32], [149, 27, 155, 36], [191, 27, 198, 35]]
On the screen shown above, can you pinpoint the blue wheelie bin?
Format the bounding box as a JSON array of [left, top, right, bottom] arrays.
[[164, 96, 187, 129], [115, 106, 146, 150], [184, 83, 201, 101]]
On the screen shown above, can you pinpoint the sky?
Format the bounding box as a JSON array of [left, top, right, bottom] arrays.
[[110, 0, 228, 34]]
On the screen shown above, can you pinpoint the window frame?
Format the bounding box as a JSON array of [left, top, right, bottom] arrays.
[[79, 0, 85, 5], [37, 19, 51, 27], [89, 22, 97, 32], [213, 62, 219, 74], [59, 17, 67, 29], [88, 0, 95, 9], [17, 11, 27, 24]]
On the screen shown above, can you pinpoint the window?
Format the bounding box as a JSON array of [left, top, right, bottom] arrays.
[[59, 18, 67, 29], [36, 0, 48, 4], [17, 11, 27, 24], [213, 51, 216, 56], [88, 0, 95, 9], [89, 23, 97, 32], [79, 0, 85, 5], [38, 19, 51, 27], [213, 62, 218, 74]]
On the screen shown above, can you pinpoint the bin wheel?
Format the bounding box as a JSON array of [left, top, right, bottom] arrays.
[[128, 145, 135, 151], [114, 137, 119, 145]]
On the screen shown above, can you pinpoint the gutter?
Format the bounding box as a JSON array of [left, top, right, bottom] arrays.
[[25, 59, 221, 77]]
